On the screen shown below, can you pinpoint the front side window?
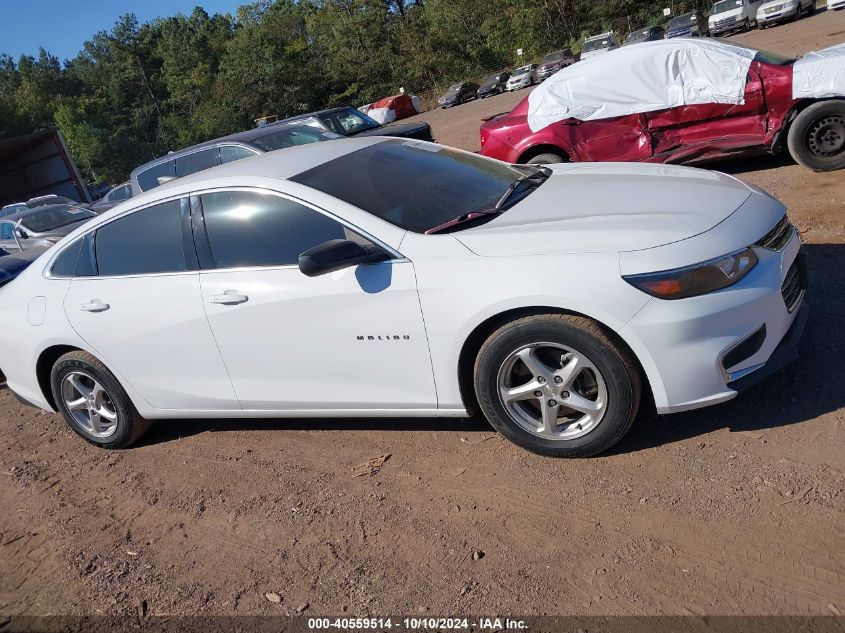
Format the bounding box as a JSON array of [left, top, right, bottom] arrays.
[[95, 199, 187, 276], [20, 205, 96, 233], [108, 184, 132, 202], [175, 149, 218, 178], [137, 160, 176, 192], [0, 223, 13, 240], [220, 145, 258, 164], [290, 140, 531, 233], [199, 191, 349, 269]]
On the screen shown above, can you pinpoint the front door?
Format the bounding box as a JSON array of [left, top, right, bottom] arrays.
[[63, 198, 239, 411], [646, 66, 768, 157], [194, 189, 437, 411]]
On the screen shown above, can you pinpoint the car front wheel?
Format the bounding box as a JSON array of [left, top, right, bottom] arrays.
[[51, 351, 151, 449], [474, 314, 641, 457], [787, 100, 845, 172]]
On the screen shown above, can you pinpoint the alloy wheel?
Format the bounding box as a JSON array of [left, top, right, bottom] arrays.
[[496, 342, 607, 441], [61, 371, 119, 438]]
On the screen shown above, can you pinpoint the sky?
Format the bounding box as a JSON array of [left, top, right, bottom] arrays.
[[0, 0, 242, 62]]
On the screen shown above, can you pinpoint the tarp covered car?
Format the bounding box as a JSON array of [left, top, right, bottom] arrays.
[[480, 39, 845, 172], [361, 94, 421, 124]]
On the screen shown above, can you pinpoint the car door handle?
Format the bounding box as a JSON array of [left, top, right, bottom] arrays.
[[81, 300, 110, 313], [211, 292, 248, 305]]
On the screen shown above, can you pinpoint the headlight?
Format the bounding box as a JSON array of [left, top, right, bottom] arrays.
[[623, 248, 758, 300]]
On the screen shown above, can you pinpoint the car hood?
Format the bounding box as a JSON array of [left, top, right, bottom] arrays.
[[31, 218, 92, 238], [453, 162, 753, 256]]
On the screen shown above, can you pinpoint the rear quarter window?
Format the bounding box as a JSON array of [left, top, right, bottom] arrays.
[[136, 160, 177, 192]]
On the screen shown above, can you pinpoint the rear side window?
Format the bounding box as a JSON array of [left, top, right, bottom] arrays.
[[50, 239, 82, 277], [175, 149, 218, 177], [220, 145, 257, 164], [136, 160, 176, 192], [199, 191, 347, 269], [95, 200, 187, 276], [0, 223, 12, 239]]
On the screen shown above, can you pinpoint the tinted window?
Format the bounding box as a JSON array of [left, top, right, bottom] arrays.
[[175, 149, 218, 178], [95, 200, 187, 276], [0, 223, 12, 240], [137, 160, 176, 192], [291, 140, 525, 233], [220, 145, 257, 164], [200, 191, 347, 268], [319, 110, 380, 135], [51, 238, 83, 277]]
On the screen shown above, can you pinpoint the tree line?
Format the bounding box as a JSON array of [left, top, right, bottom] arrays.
[[0, 0, 707, 184]]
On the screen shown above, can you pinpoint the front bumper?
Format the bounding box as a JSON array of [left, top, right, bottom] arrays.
[[758, 4, 799, 22], [506, 78, 530, 90], [621, 230, 806, 414]]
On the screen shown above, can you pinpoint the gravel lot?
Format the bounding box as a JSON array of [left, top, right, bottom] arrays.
[[1, 9, 844, 621]]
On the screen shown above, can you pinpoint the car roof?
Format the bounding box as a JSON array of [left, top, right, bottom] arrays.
[[124, 136, 390, 208], [130, 115, 346, 177], [2, 203, 77, 223]]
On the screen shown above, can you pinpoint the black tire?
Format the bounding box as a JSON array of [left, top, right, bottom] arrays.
[[473, 314, 641, 457], [526, 152, 566, 165], [787, 100, 845, 172], [50, 351, 151, 449]]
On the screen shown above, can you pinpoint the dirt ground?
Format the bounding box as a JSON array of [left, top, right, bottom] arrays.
[[1, 9, 844, 623]]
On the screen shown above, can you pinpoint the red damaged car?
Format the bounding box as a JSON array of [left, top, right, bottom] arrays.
[[480, 40, 845, 172]]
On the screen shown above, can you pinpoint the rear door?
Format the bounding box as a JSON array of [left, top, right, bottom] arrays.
[[645, 65, 768, 157], [63, 197, 239, 411]]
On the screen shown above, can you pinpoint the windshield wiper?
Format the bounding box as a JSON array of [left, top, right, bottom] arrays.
[[494, 165, 551, 211], [425, 166, 551, 235]]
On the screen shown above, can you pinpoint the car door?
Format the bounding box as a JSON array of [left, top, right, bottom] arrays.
[[570, 114, 653, 162], [63, 196, 240, 411], [193, 188, 437, 411], [645, 65, 768, 157]]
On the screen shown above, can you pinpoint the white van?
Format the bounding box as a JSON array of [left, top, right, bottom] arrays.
[[708, 0, 764, 33]]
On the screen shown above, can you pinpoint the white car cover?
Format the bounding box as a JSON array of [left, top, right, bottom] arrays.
[[367, 107, 397, 124], [527, 39, 757, 132], [792, 43, 845, 99]]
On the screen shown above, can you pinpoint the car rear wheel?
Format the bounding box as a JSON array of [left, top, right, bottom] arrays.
[[787, 100, 845, 172], [473, 314, 641, 457], [51, 351, 151, 449]]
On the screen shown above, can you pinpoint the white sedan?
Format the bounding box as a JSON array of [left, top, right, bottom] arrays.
[[0, 138, 807, 457]]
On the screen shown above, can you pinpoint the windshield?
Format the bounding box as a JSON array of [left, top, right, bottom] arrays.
[[318, 109, 381, 136], [542, 51, 568, 63], [669, 13, 697, 28], [20, 205, 95, 233], [583, 38, 611, 52], [290, 140, 543, 233], [718, 39, 795, 64], [513, 65, 531, 75], [252, 123, 340, 151], [712, 0, 743, 13]]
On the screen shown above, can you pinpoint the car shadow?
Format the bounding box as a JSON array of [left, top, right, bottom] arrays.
[[703, 151, 797, 175], [139, 243, 843, 455]]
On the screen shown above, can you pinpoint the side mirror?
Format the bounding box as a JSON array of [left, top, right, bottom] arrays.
[[298, 239, 389, 277], [14, 227, 27, 239]]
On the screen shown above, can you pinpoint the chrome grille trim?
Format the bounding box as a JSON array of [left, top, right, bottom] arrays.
[[755, 215, 793, 251]]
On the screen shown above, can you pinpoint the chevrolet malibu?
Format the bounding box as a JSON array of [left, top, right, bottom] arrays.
[[0, 138, 806, 457]]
